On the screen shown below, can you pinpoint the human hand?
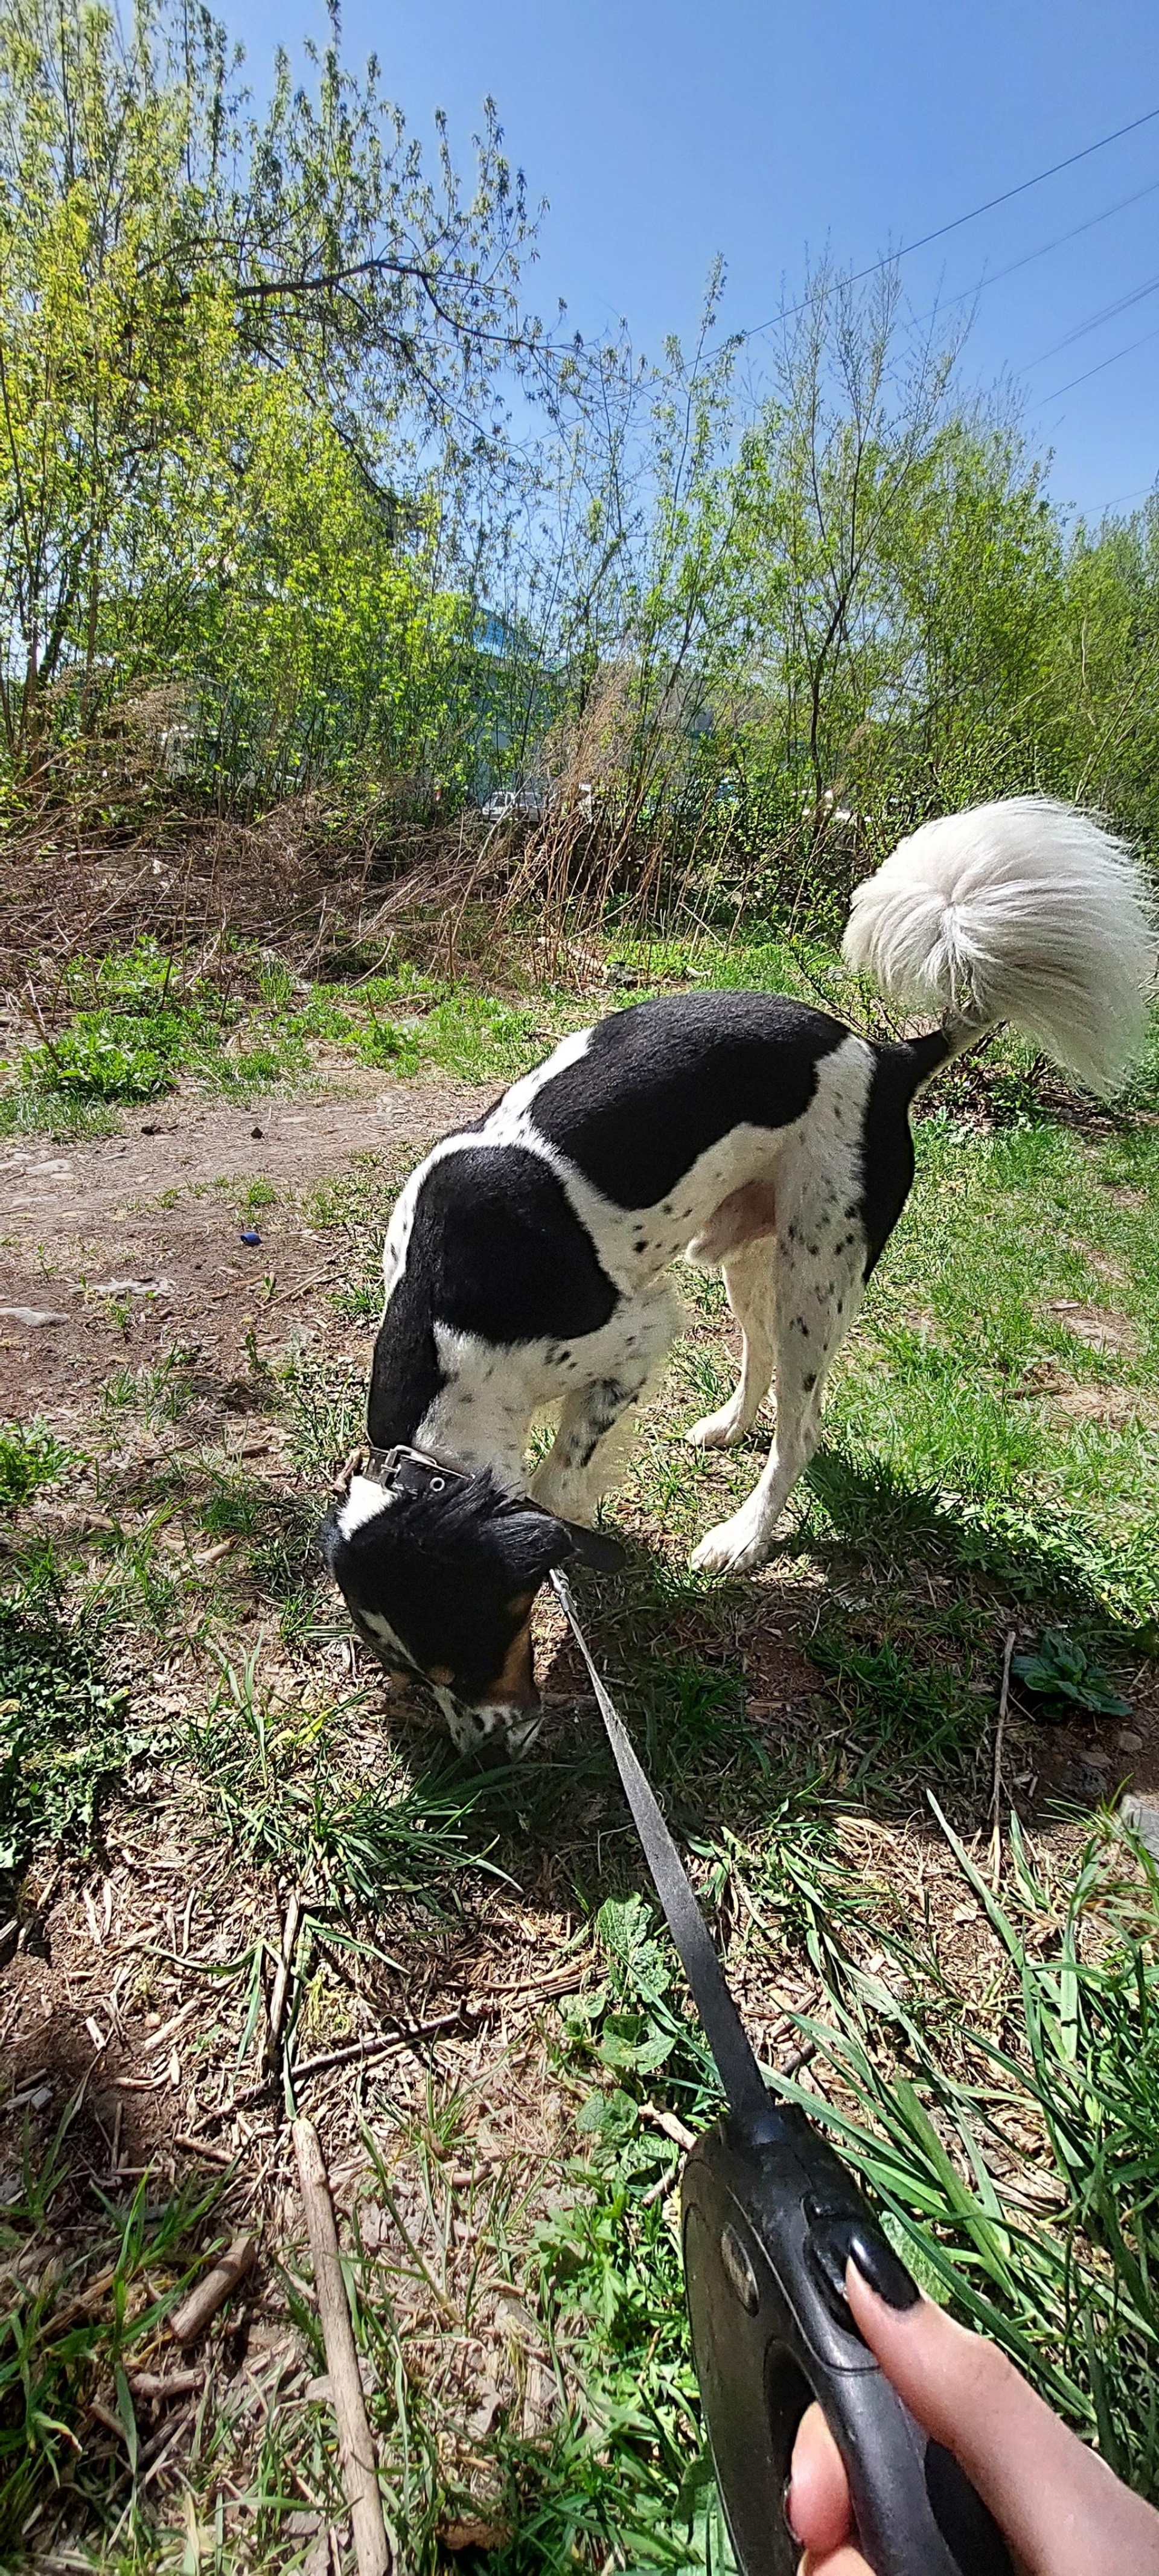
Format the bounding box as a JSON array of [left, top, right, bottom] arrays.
[[786, 2252, 1159, 2576]]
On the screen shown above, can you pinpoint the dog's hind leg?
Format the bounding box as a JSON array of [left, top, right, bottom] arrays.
[[691, 1200, 866, 1574], [686, 1239, 776, 1450]]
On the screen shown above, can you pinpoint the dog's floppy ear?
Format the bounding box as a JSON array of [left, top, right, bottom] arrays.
[[487, 1502, 625, 1586], [554, 1516, 627, 1574]]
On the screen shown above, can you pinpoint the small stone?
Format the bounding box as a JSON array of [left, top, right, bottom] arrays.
[[251, 1125, 263, 1139], [1120, 1793, 1159, 1858], [1117, 1728, 1144, 1752]]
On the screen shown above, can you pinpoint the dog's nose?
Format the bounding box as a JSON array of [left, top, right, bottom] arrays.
[[501, 1701, 544, 1758], [442, 1693, 543, 1760]]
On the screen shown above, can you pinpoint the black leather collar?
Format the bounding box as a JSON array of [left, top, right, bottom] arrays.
[[364, 1442, 472, 1503]]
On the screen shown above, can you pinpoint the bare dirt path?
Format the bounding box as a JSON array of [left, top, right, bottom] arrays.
[[0, 1072, 491, 1428]]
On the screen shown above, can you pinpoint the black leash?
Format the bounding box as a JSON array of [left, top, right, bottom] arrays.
[[550, 1566, 771, 2133], [550, 1566, 1012, 2576]]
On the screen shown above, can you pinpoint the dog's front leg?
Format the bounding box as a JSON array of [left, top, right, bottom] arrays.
[[690, 1409, 816, 1572], [531, 1375, 639, 1523], [534, 1286, 680, 1520]]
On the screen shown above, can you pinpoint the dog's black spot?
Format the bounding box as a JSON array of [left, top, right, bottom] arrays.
[[366, 1145, 618, 1447], [528, 992, 848, 1206], [857, 1033, 949, 1278]]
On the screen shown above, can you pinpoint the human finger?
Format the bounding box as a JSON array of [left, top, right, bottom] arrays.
[[843, 2255, 1159, 2576], [786, 2400, 855, 2560]]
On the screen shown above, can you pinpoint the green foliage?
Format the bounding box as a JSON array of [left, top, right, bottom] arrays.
[[0, 1419, 72, 1511], [24, 1004, 190, 1101], [0, 2121, 217, 2555], [0, 0, 546, 796], [19, 938, 229, 1100], [0, 1591, 141, 1872], [3, 0, 1158, 876], [1012, 1629, 1131, 1719]]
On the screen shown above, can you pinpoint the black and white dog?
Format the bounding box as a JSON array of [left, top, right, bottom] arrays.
[[322, 798, 1155, 1755]]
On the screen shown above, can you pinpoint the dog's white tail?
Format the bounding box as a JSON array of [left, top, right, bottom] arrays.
[[841, 795, 1157, 1094]]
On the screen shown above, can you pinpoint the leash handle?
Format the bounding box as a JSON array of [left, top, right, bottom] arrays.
[[552, 1565, 1013, 2576]]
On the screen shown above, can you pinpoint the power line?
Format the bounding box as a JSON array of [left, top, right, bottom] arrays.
[[1036, 321, 1159, 403], [1029, 269, 1159, 367], [736, 100, 1159, 342], [1096, 480, 1159, 510], [916, 174, 1159, 324]]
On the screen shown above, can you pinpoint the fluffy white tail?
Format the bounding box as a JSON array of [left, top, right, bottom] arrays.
[[842, 796, 1157, 1093]]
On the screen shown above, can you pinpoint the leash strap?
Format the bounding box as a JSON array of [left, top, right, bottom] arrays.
[[550, 1567, 772, 2131]]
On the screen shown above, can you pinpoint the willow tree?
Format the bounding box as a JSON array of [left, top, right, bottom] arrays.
[[0, 0, 552, 773]]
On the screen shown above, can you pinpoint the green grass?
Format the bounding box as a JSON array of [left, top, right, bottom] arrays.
[[0, 921, 865, 1127], [817, 1110, 1159, 1626], [0, 1568, 143, 1876], [0, 2113, 220, 2562], [765, 1809, 1159, 2493], [526, 1812, 1159, 2551], [185, 1648, 506, 1914], [0, 1420, 75, 1511], [6, 926, 1159, 2569]]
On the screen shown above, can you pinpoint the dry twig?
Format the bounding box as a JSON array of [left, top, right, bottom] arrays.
[[292, 2117, 391, 2576], [990, 1630, 1017, 1892], [266, 1887, 302, 2072], [169, 2230, 258, 2347]]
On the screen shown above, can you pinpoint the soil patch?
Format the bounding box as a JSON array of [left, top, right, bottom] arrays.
[[0, 1073, 493, 1428]]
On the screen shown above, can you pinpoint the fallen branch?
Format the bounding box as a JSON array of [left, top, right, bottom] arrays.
[[640, 2102, 696, 2153], [169, 2230, 258, 2346], [293, 2117, 391, 2576], [173, 2130, 235, 2167], [129, 2366, 205, 2401], [202, 1965, 584, 2123], [266, 1888, 302, 2071], [267, 1266, 342, 1306], [989, 1629, 1017, 1892]]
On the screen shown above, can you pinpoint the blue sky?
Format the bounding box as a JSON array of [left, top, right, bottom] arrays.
[[228, 0, 1159, 522]]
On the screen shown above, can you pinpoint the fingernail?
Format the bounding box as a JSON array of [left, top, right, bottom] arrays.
[[846, 2226, 920, 2310], [782, 2476, 801, 2541]]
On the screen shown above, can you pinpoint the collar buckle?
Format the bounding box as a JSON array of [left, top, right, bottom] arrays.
[[374, 1442, 470, 1502]]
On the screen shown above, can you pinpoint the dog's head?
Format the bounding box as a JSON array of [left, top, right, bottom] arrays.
[[319, 1467, 624, 1757]]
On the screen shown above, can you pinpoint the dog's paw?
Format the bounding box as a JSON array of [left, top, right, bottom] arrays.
[[686, 1405, 742, 1450], [690, 1507, 770, 1574]]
